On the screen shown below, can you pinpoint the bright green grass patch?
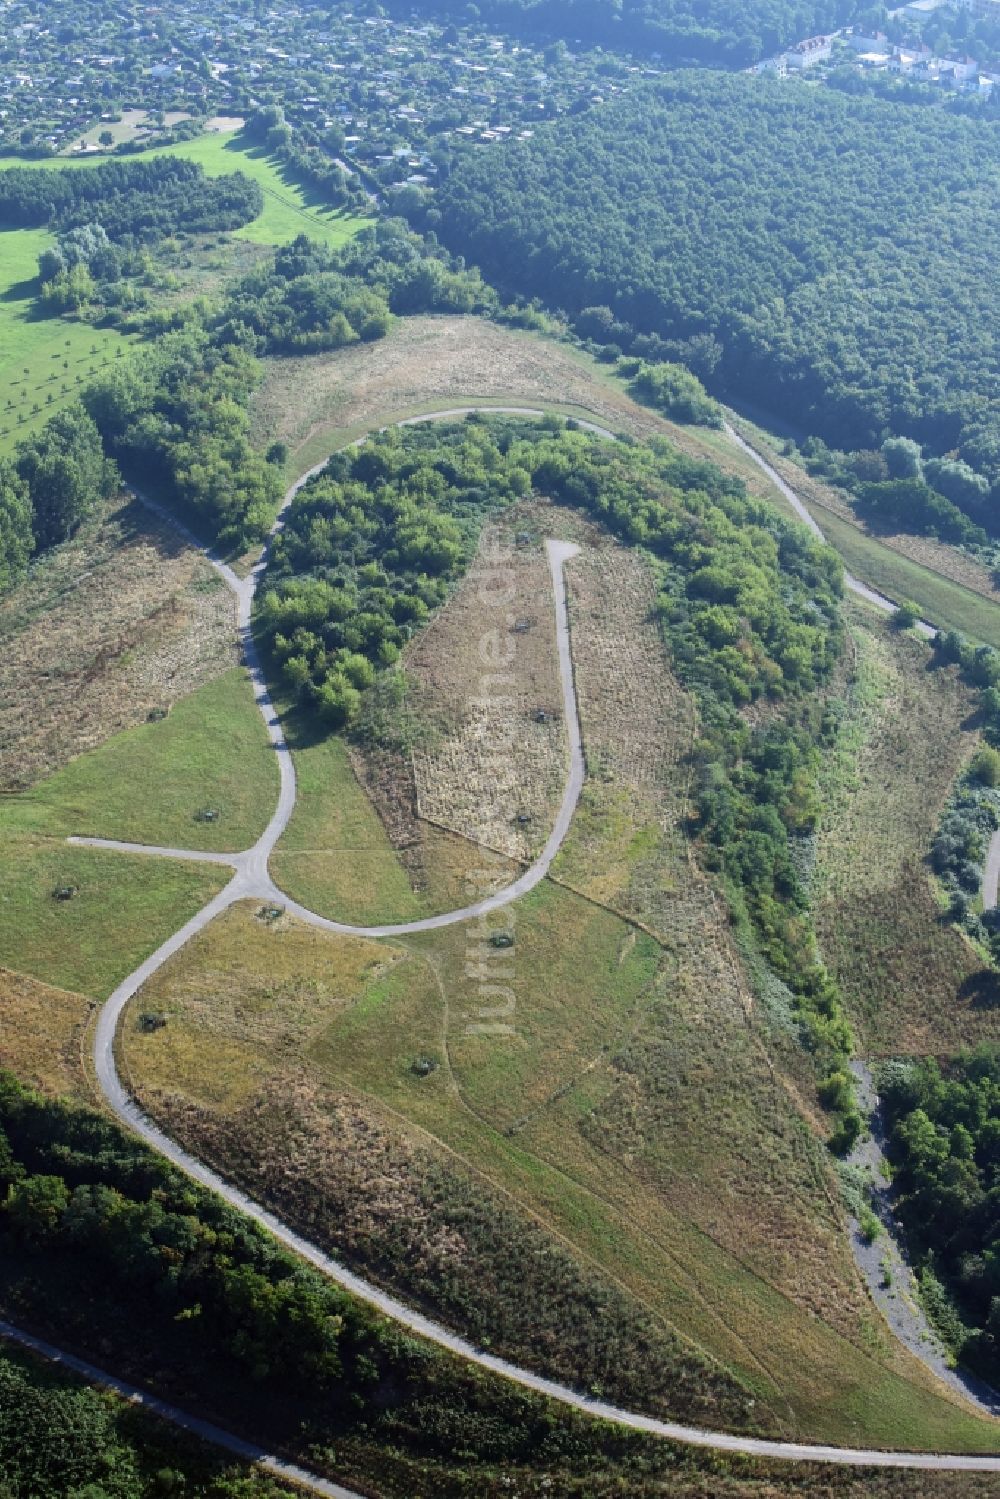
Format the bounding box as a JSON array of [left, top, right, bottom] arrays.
[[0, 839, 225, 997], [0, 134, 371, 250], [0, 226, 133, 457], [817, 507, 1000, 650], [269, 733, 421, 924], [143, 133, 372, 248], [0, 669, 278, 853]]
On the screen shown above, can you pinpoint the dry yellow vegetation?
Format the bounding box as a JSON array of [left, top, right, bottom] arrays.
[[0, 495, 235, 790], [0, 967, 92, 1097], [814, 607, 998, 1054]]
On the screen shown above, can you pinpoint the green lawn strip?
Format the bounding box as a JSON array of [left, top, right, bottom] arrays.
[[815, 508, 1000, 649], [0, 840, 225, 997], [269, 731, 421, 924], [0, 669, 277, 854], [0, 226, 133, 458]]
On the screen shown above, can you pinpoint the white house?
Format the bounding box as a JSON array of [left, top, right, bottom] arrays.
[[784, 35, 832, 69]]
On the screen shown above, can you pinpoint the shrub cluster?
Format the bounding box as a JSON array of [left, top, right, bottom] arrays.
[[880, 1048, 1000, 1385]]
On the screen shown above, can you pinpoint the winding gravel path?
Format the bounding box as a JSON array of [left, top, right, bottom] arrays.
[[724, 422, 937, 639], [76, 410, 1000, 1473], [0, 1319, 365, 1499]]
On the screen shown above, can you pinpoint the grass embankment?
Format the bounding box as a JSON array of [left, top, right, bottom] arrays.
[[0, 669, 277, 853], [728, 414, 1000, 650], [813, 607, 998, 1054], [127, 539, 1000, 1453], [0, 670, 276, 998], [269, 732, 422, 925], [0, 226, 133, 456]]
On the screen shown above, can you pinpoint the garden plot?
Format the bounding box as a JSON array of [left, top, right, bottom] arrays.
[[0, 495, 235, 789]]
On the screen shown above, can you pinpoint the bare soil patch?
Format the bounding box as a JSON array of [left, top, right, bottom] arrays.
[[0, 496, 236, 790]]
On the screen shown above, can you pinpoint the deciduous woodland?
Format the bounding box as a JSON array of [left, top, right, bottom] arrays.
[[429, 73, 1000, 524]]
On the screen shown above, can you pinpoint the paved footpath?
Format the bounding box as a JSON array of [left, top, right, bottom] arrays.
[[73, 411, 999, 1475]]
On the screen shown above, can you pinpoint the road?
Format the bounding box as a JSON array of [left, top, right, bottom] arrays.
[[0, 1318, 366, 1499], [846, 1065, 1000, 1417], [724, 422, 937, 639], [76, 409, 1000, 1474]]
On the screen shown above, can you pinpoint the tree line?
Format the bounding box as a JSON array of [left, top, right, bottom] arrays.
[[0, 403, 117, 591], [0, 1069, 767, 1491], [880, 1047, 1000, 1386], [426, 72, 1000, 533], [0, 157, 262, 243], [384, 0, 871, 66]]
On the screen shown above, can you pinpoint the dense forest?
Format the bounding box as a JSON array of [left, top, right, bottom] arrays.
[[0, 158, 262, 242], [429, 73, 1000, 529], [260, 415, 856, 1137], [0, 1348, 291, 1499], [390, 0, 870, 64], [881, 1049, 1000, 1385]]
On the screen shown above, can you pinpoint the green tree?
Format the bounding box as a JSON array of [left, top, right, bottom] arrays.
[[16, 404, 116, 549], [0, 457, 33, 592]]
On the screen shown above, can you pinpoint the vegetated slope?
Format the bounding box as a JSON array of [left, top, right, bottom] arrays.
[[812, 608, 995, 1055], [0, 1342, 297, 1499], [881, 1050, 1000, 1390], [386, 0, 865, 65], [431, 73, 1000, 519], [11, 1071, 989, 1498]]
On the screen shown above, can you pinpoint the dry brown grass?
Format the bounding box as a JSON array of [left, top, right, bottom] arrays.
[[813, 607, 998, 1054], [408, 516, 568, 861], [0, 496, 236, 789], [0, 966, 92, 1097], [251, 316, 789, 511]]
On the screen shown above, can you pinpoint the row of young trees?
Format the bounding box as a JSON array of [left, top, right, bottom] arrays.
[[427, 72, 1000, 531]]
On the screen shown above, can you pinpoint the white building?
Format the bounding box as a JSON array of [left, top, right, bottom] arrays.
[[784, 35, 832, 69]]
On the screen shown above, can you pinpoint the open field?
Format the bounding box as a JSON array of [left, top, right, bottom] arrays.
[[249, 315, 803, 494], [0, 668, 277, 852], [408, 515, 569, 862], [0, 226, 134, 457], [0, 495, 236, 789], [123, 884, 1000, 1452], [813, 605, 998, 1054], [0, 838, 224, 1000]]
